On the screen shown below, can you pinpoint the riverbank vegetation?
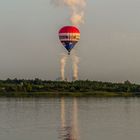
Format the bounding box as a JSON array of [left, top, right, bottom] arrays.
[[0, 78, 139, 97]]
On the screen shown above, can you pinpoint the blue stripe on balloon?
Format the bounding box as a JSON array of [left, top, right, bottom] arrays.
[[65, 43, 74, 52]]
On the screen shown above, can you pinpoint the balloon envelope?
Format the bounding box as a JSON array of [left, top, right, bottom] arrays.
[[59, 26, 80, 54]]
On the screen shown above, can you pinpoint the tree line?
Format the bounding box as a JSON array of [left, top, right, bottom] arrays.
[[0, 78, 139, 93]]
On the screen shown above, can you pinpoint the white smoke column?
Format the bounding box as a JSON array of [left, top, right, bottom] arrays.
[[71, 53, 79, 81], [51, 0, 86, 26], [60, 54, 67, 81]]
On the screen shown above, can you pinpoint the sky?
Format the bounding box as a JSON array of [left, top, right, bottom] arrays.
[[0, 0, 140, 83]]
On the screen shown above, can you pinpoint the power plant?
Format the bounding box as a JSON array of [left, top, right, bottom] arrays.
[[52, 0, 86, 81]]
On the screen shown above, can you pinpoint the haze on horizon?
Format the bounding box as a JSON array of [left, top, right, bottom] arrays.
[[0, 0, 140, 83]]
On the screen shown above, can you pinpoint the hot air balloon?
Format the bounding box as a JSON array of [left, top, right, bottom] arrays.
[[59, 26, 80, 55]]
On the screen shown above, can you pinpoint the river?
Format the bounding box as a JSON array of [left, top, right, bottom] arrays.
[[0, 97, 140, 140]]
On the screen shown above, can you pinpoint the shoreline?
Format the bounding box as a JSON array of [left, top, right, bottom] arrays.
[[0, 91, 139, 98]]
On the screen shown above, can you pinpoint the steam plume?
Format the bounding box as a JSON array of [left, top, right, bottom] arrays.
[[51, 0, 86, 25], [60, 54, 67, 81], [71, 53, 79, 81]]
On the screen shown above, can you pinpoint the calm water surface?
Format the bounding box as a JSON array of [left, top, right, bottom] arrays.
[[0, 97, 140, 140]]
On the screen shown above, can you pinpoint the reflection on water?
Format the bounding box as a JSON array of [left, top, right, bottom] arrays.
[[60, 98, 79, 140], [1, 97, 140, 140]]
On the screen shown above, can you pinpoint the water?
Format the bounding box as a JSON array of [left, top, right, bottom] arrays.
[[0, 97, 140, 140]]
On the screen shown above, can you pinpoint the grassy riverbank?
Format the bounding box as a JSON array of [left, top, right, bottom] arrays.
[[0, 91, 137, 98]]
